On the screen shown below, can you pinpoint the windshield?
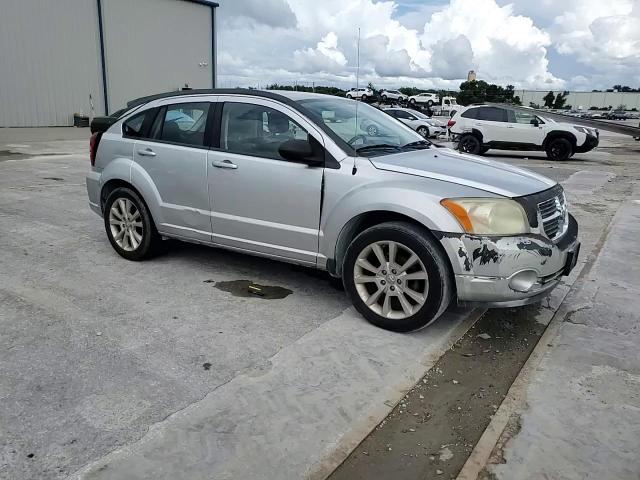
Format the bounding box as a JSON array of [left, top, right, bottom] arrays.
[[297, 97, 424, 155]]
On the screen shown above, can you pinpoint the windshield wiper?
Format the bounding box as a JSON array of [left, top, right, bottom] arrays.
[[354, 144, 401, 154], [401, 140, 431, 150]]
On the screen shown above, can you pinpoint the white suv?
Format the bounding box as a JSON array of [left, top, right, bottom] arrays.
[[346, 87, 374, 101], [408, 92, 438, 106], [449, 105, 599, 160], [380, 90, 405, 102]]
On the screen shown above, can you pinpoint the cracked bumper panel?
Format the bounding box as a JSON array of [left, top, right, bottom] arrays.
[[436, 214, 579, 304]]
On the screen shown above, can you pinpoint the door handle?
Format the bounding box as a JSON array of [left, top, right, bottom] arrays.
[[506, 126, 515, 128], [212, 159, 238, 169], [137, 148, 156, 157]]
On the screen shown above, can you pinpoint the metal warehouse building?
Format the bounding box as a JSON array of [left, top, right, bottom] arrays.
[[0, 0, 218, 127], [515, 90, 640, 110]]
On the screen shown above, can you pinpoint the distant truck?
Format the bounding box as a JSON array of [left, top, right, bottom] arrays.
[[408, 96, 459, 117]]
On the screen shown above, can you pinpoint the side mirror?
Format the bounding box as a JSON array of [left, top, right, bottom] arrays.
[[278, 139, 322, 166], [530, 119, 540, 127]]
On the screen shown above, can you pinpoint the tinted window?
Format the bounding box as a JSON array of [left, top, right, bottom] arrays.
[[122, 109, 156, 138], [221, 103, 309, 161], [461, 108, 478, 119], [394, 110, 415, 120], [158, 103, 210, 147], [475, 107, 508, 122]]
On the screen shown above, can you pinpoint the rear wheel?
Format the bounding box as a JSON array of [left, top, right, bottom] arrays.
[[546, 138, 573, 161], [104, 187, 160, 261], [427, 100, 434, 107], [343, 222, 453, 332], [458, 134, 482, 154], [381, 95, 388, 102], [361, 94, 367, 101], [417, 126, 430, 138]]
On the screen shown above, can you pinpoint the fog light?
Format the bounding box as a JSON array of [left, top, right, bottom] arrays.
[[508, 270, 538, 293]]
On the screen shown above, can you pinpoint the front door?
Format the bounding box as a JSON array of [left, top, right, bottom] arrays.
[[207, 98, 324, 264], [131, 101, 212, 242], [503, 110, 546, 146]]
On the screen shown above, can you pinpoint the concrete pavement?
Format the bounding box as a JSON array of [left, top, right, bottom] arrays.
[[464, 195, 640, 480]]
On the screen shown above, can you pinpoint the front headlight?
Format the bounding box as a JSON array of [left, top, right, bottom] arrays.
[[441, 198, 530, 235], [573, 126, 592, 135]]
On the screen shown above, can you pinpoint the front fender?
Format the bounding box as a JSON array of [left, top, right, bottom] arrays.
[[319, 174, 481, 269]]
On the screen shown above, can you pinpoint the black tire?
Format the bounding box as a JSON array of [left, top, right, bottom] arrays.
[[103, 187, 161, 261], [381, 95, 387, 102], [342, 222, 453, 332], [546, 137, 573, 161], [417, 126, 430, 138], [409, 98, 416, 105], [427, 100, 434, 107], [361, 94, 367, 101], [458, 134, 482, 154]]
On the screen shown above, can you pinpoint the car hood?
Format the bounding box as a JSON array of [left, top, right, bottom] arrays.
[[370, 148, 556, 197]]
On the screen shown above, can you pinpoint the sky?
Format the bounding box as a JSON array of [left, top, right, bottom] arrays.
[[216, 0, 640, 91]]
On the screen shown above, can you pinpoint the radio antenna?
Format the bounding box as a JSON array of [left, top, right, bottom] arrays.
[[352, 27, 361, 175]]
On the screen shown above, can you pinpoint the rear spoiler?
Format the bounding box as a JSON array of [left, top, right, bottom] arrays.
[[90, 116, 118, 134]]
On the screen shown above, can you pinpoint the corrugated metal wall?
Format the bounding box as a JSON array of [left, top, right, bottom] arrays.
[[516, 90, 640, 110], [0, 0, 105, 127], [101, 0, 213, 113]]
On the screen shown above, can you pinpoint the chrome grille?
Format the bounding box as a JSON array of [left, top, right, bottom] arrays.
[[538, 193, 567, 240]]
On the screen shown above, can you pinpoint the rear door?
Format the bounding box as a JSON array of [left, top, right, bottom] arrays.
[[207, 97, 325, 264], [131, 100, 213, 242], [471, 106, 509, 143]]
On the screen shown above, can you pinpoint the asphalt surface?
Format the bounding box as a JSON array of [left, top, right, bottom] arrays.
[[1, 127, 638, 480]]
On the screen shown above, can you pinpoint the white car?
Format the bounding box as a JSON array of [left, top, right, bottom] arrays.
[[384, 107, 446, 138], [380, 90, 405, 102], [408, 92, 439, 106], [346, 87, 374, 101], [448, 105, 599, 160]]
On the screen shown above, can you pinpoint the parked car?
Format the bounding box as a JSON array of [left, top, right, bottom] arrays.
[[408, 92, 439, 106], [346, 87, 374, 101], [606, 110, 629, 120], [448, 104, 599, 160], [384, 107, 446, 138], [380, 90, 405, 103], [87, 90, 580, 332]]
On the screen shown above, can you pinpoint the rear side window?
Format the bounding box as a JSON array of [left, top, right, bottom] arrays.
[[475, 107, 508, 122], [158, 103, 210, 147], [122, 109, 157, 138], [461, 108, 478, 119]]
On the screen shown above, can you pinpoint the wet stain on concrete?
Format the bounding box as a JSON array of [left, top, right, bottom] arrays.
[[42, 177, 64, 182], [210, 280, 293, 299], [472, 245, 501, 265], [202, 362, 212, 371]]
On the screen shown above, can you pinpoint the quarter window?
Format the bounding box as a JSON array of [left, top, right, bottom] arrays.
[[461, 108, 478, 119], [220, 102, 310, 161], [158, 103, 210, 147], [122, 109, 157, 139]]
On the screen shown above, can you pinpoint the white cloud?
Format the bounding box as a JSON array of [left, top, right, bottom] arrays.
[[216, 0, 640, 90]]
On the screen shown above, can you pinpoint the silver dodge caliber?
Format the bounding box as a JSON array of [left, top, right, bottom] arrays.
[[87, 89, 580, 332]]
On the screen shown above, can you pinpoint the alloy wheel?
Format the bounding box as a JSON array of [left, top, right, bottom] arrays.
[[109, 198, 143, 251], [353, 240, 429, 320]]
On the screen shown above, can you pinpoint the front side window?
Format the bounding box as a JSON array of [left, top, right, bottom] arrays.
[[220, 102, 309, 161], [158, 103, 210, 147], [475, 107, 508, 122], [297, 97, 423, 155], [513, 110, 543, 125]]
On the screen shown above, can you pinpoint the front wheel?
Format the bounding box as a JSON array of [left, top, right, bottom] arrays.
[[409, 98, 416, 105], [381, 95, 387, 102], [546, 138, 573, 161], [104, 187, 161, 261], [427, 100, 434, 107], [458, 134, 482, 154], [361, 94, 367, 101], [343, 222, 453, 332]]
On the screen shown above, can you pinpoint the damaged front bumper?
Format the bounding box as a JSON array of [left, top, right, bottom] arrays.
[[436, 214, 579, 306]]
